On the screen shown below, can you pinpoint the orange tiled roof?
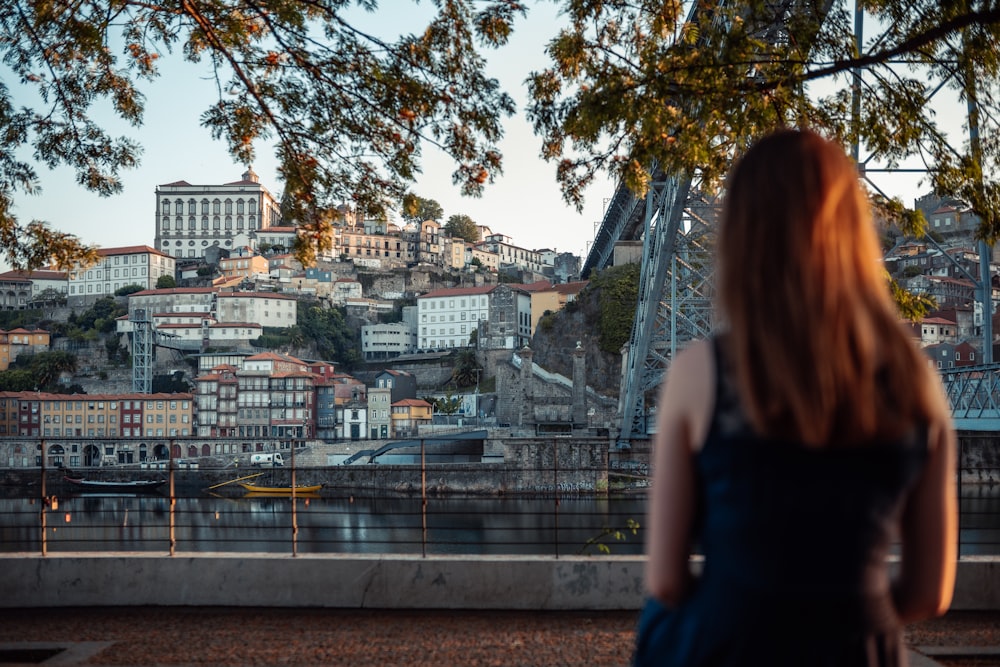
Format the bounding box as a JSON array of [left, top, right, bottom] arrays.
[[419, 285, 496, 299]]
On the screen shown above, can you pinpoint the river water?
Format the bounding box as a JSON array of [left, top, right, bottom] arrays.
[[2, 484, 998, 556]]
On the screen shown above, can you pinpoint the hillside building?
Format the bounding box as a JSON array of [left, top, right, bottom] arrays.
[[67, 246, 176, 307], [417, 285, 493, 351], [154, 168, 281, 261]]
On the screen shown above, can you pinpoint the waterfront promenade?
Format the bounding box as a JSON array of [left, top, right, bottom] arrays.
[[0, 607, 998, 666]]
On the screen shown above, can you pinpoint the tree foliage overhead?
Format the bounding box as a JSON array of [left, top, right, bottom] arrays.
[[526, 0, 1000, 241], [444, 213, 479, 242], [0, 0, 523, 270]]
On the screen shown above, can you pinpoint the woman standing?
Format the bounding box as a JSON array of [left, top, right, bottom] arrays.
[[635, 129, 956, 666]]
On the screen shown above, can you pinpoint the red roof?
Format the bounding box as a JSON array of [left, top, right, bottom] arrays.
[[0, 269, 66, 281], [215, 292, 296, 300], [392, 398, 432, 408], [208, 322, 261, 329], [97, 245, 170, 258], [130, 287, 215, 297], [419, 285, 496, 299], [553, 281, 588, 295], [245, 351, 307, 364], [0, 391, 193, 401]]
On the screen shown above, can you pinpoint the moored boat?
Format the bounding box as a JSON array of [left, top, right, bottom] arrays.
[[238, 482, 323, 494], [63, 476, 167, 492]]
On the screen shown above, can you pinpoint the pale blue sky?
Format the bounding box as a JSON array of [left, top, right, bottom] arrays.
[[7, 2, 949, 270]]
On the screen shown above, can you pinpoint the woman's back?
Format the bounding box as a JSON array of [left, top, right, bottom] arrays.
[[639, 130, 956, 667], [635, 339, 929, 666], [698, 337, 927, 625]]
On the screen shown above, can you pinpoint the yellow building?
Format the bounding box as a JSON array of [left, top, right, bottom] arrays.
[[218, 254, 269, 282], [0, 328, 50, 371], [390, 398, 433, 437]]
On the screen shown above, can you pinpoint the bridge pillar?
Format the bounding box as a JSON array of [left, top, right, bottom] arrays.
[[519, 345, 533, 428], [572, 341, 587, 427]]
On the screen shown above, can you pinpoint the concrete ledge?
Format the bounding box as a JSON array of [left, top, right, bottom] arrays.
[[0, 553, 645, 610], [1, 554, 997, 611]]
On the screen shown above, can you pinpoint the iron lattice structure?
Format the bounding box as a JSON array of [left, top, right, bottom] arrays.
[[132, 307, 152, 394], [942, 364, 1000, 431], [614, 179, 718, 446], [584, 0, 829, 448]]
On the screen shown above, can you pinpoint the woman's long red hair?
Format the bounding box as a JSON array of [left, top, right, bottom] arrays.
[[718, 129, 936, 446]]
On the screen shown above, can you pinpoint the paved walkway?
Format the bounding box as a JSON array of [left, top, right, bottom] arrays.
[[0, 607, 998, 666]]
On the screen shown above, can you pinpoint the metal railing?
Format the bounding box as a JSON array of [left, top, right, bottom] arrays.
[[4, 438, 642, 557], [2, 438, 998, 557]]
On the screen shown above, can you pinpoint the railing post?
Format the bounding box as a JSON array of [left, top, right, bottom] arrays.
[[291, 434, 297, 557], [169, 439, 176, 556], [421, 438, 427, 558], [40, 438, 47, 557], [554, 438, 560, 559]]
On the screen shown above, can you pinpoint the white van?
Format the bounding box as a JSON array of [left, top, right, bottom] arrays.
[[250, 453, 284, 468]]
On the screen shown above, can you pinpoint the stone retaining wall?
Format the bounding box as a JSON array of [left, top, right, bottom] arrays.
[[2, 554, 997, 611]]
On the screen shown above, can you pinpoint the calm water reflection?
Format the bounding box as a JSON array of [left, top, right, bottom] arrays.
[[3, 483, 997, 556], [1, 491, 648, 555]]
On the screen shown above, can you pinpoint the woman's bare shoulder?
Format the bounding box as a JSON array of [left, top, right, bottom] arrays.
[[659, 338, 715, 452]]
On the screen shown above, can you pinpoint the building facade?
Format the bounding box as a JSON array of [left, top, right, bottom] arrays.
[[214, 292, 298, 328], [154, 168, 281, 261], [417, 285, 493, 351], [360, 322, 418, 360], [68, 246, 176, 307]]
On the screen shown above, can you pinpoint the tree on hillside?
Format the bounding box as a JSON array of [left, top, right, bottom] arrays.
[[297, 305, 361, 368], [115, 284, 145, 296], [401, 196, 445, 224], [451, 348, 483, 389], [0, 1, 521, 270], [8, 350, 78, 390], [444, 214, 480, 243], [156, 275, 177, 289]]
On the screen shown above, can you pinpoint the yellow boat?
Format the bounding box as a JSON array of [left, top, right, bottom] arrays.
[[244, 491, 321, 499], [239, 482, 324, 494]]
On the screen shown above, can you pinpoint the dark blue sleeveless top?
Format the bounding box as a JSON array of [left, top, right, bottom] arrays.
[[634, 338, 929, 666]]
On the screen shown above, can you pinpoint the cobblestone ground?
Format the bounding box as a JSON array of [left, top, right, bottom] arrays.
[[0, 608, 997, 666]]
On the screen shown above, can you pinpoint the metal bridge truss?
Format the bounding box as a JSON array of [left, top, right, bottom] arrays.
[[616, 180, 719, 446], [942, 364, 1000, 431], [132, 308, 153, 394]]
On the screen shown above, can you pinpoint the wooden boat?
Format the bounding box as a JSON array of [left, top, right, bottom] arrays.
[[63, 476, 166, 492], [243, 491, 322, 499], [238, 482, 323, 494]]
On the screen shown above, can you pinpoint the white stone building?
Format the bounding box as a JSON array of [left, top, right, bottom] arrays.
[[68, 246, 176, 307], [127, 287, 216, 320], [361, 322, 418, 360], [481, 233, 544, 274], [330, 278, 363, 305], [0, 270, 69, 306], [215, 292, 298, 328], [417, 285, 493, 351], [154, 167, 281, 261]]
